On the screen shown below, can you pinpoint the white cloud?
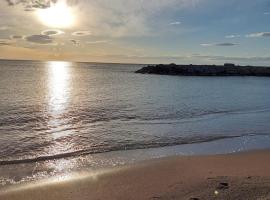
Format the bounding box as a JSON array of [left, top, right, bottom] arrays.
[[86, 40, 109, 44], [41, 29, 65, 36], [200, 43, 214, 47], [246, 32, 270, 38], [169, 21, 181, 25], [225, 34, 241, 38], [72, 31, 91, 37], [264, 12, 270, 15]]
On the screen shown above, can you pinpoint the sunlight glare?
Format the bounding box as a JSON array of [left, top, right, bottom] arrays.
[[37, 0, 76, 28], [48, 61, 71, 112], [47, 61, 73, 139]]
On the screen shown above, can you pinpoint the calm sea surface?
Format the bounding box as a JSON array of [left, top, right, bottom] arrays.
[[1, 60, 270, 165], [1, 60, 270, 187]]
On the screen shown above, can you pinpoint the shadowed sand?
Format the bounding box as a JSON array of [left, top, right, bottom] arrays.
[[1, 150, 270, 200]]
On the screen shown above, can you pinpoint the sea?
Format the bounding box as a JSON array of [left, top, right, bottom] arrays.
[[1, 60, 270, 186]]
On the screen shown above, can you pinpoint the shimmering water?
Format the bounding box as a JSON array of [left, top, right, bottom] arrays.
[[1, 60, 270, 166]]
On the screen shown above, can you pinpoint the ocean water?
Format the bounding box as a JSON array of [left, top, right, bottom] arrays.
[[1, 60, 270, 185]]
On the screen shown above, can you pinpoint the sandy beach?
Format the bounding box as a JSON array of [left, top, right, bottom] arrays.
[[1, 150, 270, 200], [1, 0, 270, 199]]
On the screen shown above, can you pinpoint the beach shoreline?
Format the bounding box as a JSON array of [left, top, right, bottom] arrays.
[[1, 149, 270, 200]]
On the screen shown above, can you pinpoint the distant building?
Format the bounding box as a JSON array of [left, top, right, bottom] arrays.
[[224, 63, 235, 67]]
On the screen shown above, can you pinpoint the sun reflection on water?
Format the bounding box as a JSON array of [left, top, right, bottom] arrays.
[[47, 61, 74, 141], [47, 61, 71, 113]]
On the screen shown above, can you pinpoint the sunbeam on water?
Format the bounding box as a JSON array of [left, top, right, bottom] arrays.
[[47, 61, 72, 139], [47, 61, 71, 113]]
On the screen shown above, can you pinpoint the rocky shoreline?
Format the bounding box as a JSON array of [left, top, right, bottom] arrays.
[[136, 63, 270, 76]]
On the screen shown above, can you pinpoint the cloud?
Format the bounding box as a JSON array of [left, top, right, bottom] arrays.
[[200, 42, 238, 47], [225, 35, 241, 38], [4, 0, 204, 37], [70, 39, 79, 45], [25, 34, 54, 44], [0, 26, 9, 31], [41, 29, 64, 36], [169, 21, 181, 25], [24, 6, 35, 12], [5, 0, 50, 8], [216, 43, 238, 46], [246, 32, 270, 38], [86, 40, 109, 44], [198, 55, 270, 62], [264, 12, 270, 15], [94, 54, 270, 63], [200, 43, 214, 47], [77, 0, 202, 37], [10, 35, 25, 39], [5, 0, 79, 11], [0, 39, 13, 46], [71, 31, 92, 37]]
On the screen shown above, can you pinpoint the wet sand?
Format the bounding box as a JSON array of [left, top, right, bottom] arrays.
[[1, 150, 270, 200]]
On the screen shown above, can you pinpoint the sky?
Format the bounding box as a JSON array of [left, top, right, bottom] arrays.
[[0, 0, 270, 65]]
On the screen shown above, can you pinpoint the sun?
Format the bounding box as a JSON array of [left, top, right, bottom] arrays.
[[36, 1, 76, 28]]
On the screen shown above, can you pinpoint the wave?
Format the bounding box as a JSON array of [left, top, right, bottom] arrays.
[[0, 133, 263, 166], [2, 106, 270, 130], [132, 107, 270, 126]]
